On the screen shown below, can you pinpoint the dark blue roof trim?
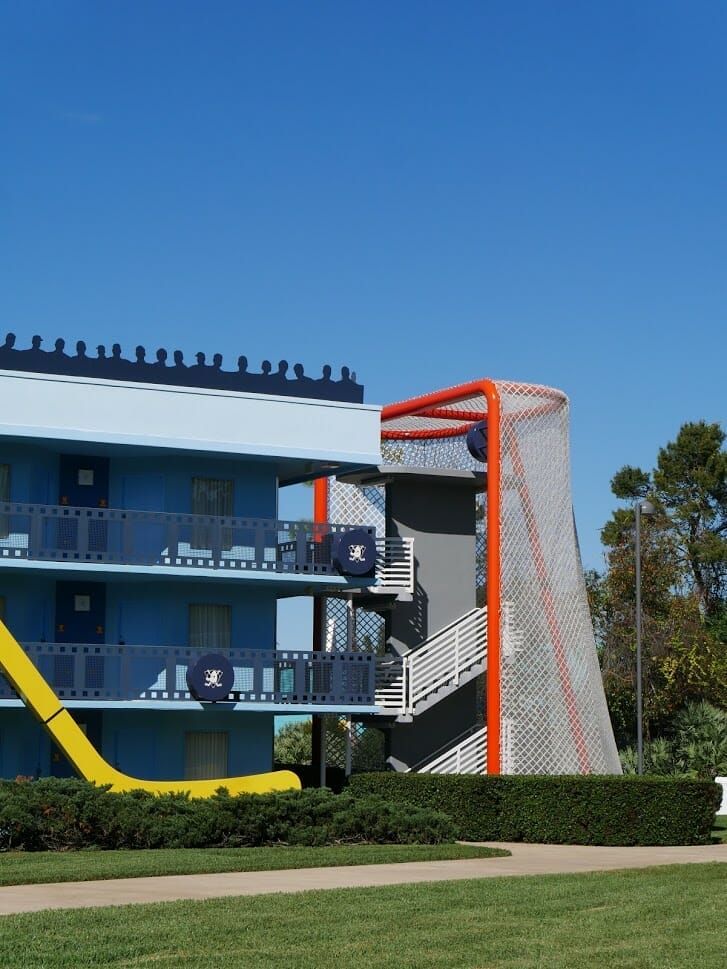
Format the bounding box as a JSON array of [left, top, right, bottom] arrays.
[[0, 333, 364, 404]]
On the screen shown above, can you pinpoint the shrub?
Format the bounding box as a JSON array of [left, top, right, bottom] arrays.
[[0, 778, 455, 852], [620, 701, 727, 780], [347, 773, 721, 846]]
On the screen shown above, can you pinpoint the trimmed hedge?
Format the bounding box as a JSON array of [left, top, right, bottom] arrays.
[[0, 778, 456, 852], [347, 773, 722, 846], [275, 763, 348, 793]]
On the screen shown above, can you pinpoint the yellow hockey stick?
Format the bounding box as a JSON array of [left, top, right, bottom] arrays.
[[0, 620, 300, 797]]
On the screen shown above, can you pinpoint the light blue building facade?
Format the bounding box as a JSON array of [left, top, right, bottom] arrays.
[[0, 351, 381, 781]]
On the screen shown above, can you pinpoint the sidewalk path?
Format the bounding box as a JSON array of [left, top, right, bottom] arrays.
[[0, 842, 725, 915]]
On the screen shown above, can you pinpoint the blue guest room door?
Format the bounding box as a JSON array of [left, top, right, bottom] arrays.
[[54, 581, 107, 645], [58, 454, 110, 508], [58, 454, 110, 552], [51, 581, 106, 777]]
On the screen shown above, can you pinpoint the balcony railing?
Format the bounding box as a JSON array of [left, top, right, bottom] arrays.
[[0, 502, 374, 576], [372, 537, 414, 594], [0, 642, 376, 706]]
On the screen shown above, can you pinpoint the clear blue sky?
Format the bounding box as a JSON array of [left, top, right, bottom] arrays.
[[2, 1, 726, 575]]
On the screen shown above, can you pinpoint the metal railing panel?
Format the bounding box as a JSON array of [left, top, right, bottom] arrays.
[[0, 642, 376, 706], [374, 608, 487, 716], [373, 657, 406, 711], [408, 609, 487, 710], [0, 502, 375, 576], [417, 726, 487, 775], [373, 537, 414, 592]]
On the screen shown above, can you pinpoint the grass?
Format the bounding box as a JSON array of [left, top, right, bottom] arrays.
[[0, 843, 508, 887], [0, 864, 724, 967], [712, 814, 727, 842]]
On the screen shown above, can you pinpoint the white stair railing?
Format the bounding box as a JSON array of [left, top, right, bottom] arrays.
[[408, 607, 486, 712], [373, 657, 407, 713], [372, 537, 414, 593], [375, 607, 487, 716], [415, 726, 487, 775]]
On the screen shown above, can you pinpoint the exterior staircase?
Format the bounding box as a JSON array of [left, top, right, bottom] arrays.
[[374, 607, 487, 720], [407, 725, 487, 775]]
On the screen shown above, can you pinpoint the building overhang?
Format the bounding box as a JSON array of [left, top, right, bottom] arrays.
[[0, 369, 382, 483], [337, 464, 486, 489]]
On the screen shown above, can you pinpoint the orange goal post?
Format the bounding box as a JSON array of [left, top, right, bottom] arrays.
[[375, 379, 619, 774]]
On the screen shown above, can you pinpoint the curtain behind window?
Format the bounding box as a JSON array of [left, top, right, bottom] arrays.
[[0, 464, 9, 539], [184, 731, 229, 779], [191, 477, 233, 549], [189, 603, 231, 650]]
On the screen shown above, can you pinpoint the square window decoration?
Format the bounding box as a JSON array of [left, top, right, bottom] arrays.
[[77, 469, 94, 486], [74, 595, 91, 613]]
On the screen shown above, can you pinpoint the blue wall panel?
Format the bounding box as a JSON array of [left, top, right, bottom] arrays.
[[109, 455, 277, 519], [106, 581, 276, 649], [0, 707, 274, 781], [3, 445, 278, 521], [104, 709, 274, 778], [0, 708, 51, 778]]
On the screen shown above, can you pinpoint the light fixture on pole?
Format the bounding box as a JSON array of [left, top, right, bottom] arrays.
[[635, 499, 655, 775]]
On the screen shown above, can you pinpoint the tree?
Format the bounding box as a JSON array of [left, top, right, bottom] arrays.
[[274, 719, 312, 765], [604, 421, 727, 623], [592, 421, 727, 745]]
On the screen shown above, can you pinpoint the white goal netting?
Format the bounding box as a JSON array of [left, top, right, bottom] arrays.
[[323, 379, 620, 775]]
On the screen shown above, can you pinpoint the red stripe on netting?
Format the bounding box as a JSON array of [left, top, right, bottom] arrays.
[[381, 425, 470, 440], [508, 435, 591, 773], [381, 407, 489, 439], [417, 408, 489, 421]]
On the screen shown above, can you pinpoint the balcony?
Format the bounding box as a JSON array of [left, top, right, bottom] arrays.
[[0, 642, 376, 709], [0, 502, 375, 577]]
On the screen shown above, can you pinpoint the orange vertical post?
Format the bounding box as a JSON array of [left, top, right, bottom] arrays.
[[381, 380, 502, 775], [481, 381, 501, 775]]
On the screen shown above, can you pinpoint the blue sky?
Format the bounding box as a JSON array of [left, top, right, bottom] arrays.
[[2, 1, 726, 580]]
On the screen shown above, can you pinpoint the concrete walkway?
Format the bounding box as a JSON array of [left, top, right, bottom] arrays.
[[0, 842, 725, 915]]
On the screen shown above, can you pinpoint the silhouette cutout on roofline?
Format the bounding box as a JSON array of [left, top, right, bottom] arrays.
[[0, 334, 363, 403]]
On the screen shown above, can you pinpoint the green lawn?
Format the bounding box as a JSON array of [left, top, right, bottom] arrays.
[[0, 864, 724, 968], [0, 843, 507, 887]]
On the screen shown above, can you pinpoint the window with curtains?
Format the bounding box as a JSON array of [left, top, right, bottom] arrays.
[[184, 731, 229, 779], [0, 464, 9, 540], [191, 477, 233, 550], [189, 604, 232, 650]]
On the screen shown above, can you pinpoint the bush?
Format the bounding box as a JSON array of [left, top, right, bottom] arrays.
[[0, 778, 456, 852], [274, 763, 347, 793], [347, 773, 721, 846], [620, 701, 727, 781]]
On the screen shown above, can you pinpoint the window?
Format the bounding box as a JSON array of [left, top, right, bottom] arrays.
[[0, 464, 9, 540], [191, 477, 233, 549], [184, 731, 229, 780], [189, 604, 231, 650], [0, 596, 5, 623]]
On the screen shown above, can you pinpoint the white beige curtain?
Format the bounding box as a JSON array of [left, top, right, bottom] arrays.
[[189, 603, 231, 650], [191, 477, 233, 549], [184, 731, 229, 779], [0, 464, 9, 539]]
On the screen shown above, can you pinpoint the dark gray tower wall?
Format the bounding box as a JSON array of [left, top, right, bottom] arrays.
[[387, 470, 481, 655]]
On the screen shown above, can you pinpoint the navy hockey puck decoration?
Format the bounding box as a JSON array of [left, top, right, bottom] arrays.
[[466, 420, 488, 462], [332, 528, 377, 577], [186, 653, 235, 702]]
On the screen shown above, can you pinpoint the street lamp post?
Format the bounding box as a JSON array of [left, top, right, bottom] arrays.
[[635, 499, 655, 775]]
